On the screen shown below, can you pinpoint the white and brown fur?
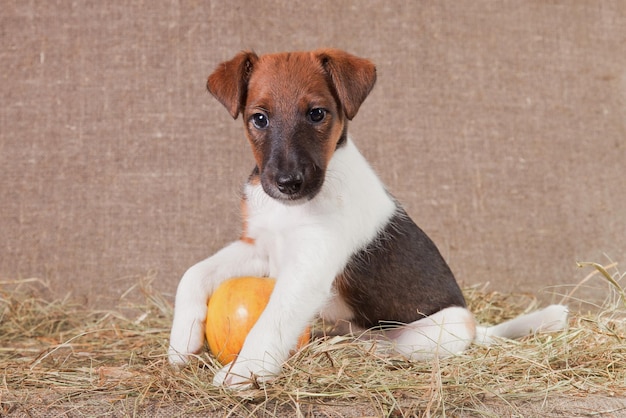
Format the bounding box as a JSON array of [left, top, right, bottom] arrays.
[[169, 49, 568, 388]]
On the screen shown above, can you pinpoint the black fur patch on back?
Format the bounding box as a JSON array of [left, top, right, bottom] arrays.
[[335, 205, 466, 329]]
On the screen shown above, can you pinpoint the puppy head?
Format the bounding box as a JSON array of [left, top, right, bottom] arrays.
[[207, 49, 376, 202]]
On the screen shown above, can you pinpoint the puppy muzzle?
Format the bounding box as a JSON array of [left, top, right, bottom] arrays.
[[261, 163, 324, 202]]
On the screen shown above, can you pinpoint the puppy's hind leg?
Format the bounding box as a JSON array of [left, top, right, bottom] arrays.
[[383, 307, 476, 361]]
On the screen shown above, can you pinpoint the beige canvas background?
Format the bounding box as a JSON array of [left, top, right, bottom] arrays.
[[1, 1, 624, 310]]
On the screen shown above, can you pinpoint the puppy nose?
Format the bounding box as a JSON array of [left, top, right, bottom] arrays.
[[276, 172, 304, 195]]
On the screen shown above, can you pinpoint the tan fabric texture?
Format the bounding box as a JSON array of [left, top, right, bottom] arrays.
[[1, 1, 624, 309]]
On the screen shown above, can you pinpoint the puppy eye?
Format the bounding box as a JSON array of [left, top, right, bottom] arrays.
[[308, 108, 326, 123], [251, 113, 269, 129]]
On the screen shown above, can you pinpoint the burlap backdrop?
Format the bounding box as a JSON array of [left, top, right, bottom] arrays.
[[1, 1, 624, 308]]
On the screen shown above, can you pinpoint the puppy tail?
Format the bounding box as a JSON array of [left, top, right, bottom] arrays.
[[474, 304, 569, 345]]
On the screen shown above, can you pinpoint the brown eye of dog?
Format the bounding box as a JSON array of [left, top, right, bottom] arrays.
[[251, 113, 268, 129], [308, 108, 326, 123]]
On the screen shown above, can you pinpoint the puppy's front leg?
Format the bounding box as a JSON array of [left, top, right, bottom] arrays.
[[213, 239, 341, 388], [168, 240, 268, 365]]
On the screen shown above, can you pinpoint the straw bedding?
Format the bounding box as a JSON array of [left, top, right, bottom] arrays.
[[1, 262, 625, 417]]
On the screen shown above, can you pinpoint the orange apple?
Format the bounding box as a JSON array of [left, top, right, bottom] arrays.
[[205, 276, 311, 365]]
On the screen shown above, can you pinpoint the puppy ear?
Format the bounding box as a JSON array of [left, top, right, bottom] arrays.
[[207, 51, 259, 119], [316, 49, 377, 120]]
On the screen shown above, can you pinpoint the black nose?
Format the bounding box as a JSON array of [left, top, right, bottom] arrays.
[[276, 172, 304, 195]]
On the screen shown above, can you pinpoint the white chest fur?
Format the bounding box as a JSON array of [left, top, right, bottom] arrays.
[[243, 138, 397, 280]]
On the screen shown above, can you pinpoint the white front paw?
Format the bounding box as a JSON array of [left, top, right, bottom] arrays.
[[212, 356, 281, 389], [168, 346, 193, 366], [168, 312, 206, 366]]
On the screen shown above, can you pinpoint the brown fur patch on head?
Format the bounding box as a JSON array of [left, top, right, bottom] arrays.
[[207, 49, 377, 125]]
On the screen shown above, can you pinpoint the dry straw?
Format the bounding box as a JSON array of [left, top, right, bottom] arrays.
[[1, 262, 625, 417]]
